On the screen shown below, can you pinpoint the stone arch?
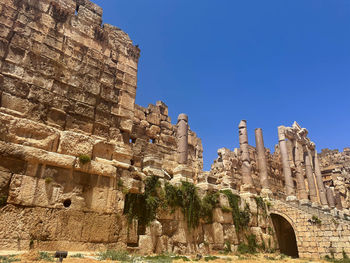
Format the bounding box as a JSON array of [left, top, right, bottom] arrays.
[[270, 212, 299, 258]]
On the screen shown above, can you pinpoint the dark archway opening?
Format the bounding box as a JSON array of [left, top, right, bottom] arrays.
[[271, 213, 299, 258]]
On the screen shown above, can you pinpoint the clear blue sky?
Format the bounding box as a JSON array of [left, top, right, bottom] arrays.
[[94, 0, 350, 171]]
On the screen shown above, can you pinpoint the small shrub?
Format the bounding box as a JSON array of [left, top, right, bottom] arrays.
[[221, 206, 232, 213], [79, 154, 91, 164], [201, 191, 219, 223], [311, 215, 322, 225], [70, 253, 84, 258], [224, 240, 232, 254], [117, 178, 124, 188], [45, 177, 53, 184], [98, 250, 131, 261], [0, 195, 7, 207], [0, 255, 19, 263], [204, 255, 220, 261], [29, 239, 34, 249], [38, 251, 54, 262], [237, 234, 257, 254], [143, 254, 190, 262]]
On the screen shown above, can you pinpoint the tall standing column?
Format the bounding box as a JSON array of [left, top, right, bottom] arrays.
[[313, 150, 328, 206], [239, 120, 255, 192], [278, 126, 296, 199], [294, 141, 308, 201], [177, 114, 188, 164], [304, 147, 319, 205], [255, 128, 269, 191], [326, 187, 335, 209]]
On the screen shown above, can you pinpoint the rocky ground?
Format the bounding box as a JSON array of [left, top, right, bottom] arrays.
[[0, 251, 340, 263]]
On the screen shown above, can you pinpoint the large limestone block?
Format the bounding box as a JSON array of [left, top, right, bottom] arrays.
[[8, 174, 36, 206], [157, 209, 175, 221], [147, 113, 161, 126], [262, 233, 275, 250], [204, 223, 224, 245], [213, 208, 233, 224], [250, 227, 263, 244], [156, 235, 169, 254], [1, 93, 33, 115], [146, 125, 161, 138], [162, 221, 179, 237], [92, 141, 115, 160], [0, 170, 12, 193], [212, 222, 224, 245], [172, 220, 187, 244], [74, 159, 117, 178], [112, 145, 133, 164], [126, 220, 138, 244], [223, 224, 238, 245], [0, 113, 60, 151], [0, 141, 76, 168], [80, 214, 114, 243], [119, 118, 133, 133], [58, 131, 95, 156], [138, 235, 153, 254]]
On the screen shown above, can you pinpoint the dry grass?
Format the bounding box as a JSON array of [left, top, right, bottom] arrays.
[[0, 251, 331, 263]]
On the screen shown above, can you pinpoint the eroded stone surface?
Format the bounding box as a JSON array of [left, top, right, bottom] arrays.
[[0, 0, 349, 259]]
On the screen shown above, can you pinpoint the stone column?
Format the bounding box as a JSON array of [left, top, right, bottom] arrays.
[[239, 120, 255, 192], [326, 187, 335, 209], [278, 126, 296, 200], [255, 128, 270, 192], [177, 113, 188, 164], [304, 147, 319, 205], [294, 141, 308, 202], [313, 150, 328, 207]]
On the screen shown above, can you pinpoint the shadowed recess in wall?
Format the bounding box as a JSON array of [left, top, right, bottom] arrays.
[[270, 214, 298, 258]]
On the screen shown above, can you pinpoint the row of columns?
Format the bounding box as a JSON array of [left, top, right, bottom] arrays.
[[178, 116, 340, 210], [238, 120, 339, 210], [277, 125, 338, 209], [238, 120, 271, 196]]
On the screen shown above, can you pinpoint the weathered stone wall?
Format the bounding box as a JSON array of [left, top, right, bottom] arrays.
[[1, 0, 350, 258], [208, 147, 285, 199], [0, 0, 204, 251], [319, 148, 350, 209], [271, 199, 350, 259]]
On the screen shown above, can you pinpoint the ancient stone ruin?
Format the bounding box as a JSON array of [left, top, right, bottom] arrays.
[[0, 0, 350, 259]]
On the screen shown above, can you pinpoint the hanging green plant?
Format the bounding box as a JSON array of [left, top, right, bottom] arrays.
[[123, 176, 162, 227], [220, 190, 250, 232]]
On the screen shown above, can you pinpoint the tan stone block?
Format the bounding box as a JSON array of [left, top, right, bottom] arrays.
[[58, 131, 95, 156], [119, 118, 133, 133], [223, 224, 238, 245], [1, 92, 34, 115], [146, 125, 160, 138], [119, 91, 135, 111], [139, 235, 153, 254], [213, 208, 233, 224], [147, 113, 160, 126]]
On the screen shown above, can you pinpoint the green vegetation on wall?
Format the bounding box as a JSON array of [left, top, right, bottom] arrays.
[[123, 176, 162, 227], [124, 176, 220, 230], [0, 195, 7, 208], [220, 190, 250, 232]]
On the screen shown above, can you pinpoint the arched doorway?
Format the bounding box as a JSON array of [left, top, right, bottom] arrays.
[[270, 213, 299, 258]]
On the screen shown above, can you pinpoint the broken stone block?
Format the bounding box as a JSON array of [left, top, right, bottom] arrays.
[[58, 131, 95, 157]]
